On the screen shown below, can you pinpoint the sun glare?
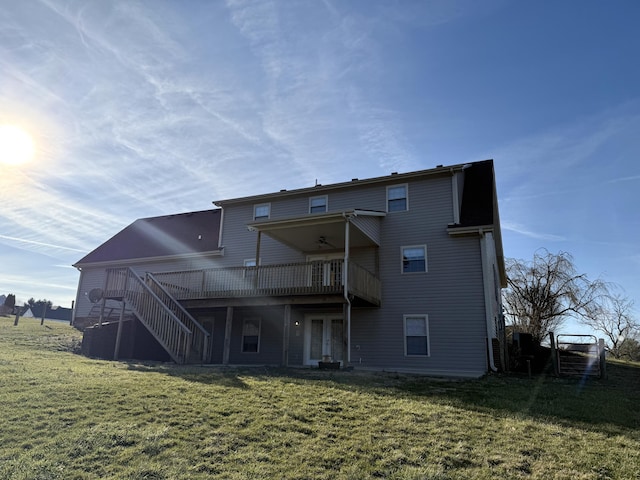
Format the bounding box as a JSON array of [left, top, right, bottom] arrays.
[[0, 125, 36, 166]]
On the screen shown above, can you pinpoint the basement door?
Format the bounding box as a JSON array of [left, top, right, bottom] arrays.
[[303, 314, 344, 366]]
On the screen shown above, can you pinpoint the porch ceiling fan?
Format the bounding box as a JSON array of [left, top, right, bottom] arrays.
[[316, 236, 337, 249]]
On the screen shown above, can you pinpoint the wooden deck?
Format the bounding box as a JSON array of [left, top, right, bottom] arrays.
[[104, 260, 381, 307]]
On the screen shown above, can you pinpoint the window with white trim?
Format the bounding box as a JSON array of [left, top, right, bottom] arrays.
[[309, 195, 328, 214], [241, 317, 261, 353], [402, 245, 427, 273], [387, 184, 408, 212], [254, 203, 270, 220], [404, 315, 429, 356]]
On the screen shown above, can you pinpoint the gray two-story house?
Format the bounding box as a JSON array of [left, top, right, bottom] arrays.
[[73, 159, 506, 377]]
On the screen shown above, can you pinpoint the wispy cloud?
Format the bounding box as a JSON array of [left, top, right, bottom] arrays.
[[0, 234, 86, 253], [502, 222, 567, 242], [607, 174, 640, 184]]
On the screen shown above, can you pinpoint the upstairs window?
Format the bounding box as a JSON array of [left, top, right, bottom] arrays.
[[404, 315, 429, 356], [243, 259, 258, 280], [241, 317, 261, 353], [402, 245, 427, 273], [387, 184, 408, 212], [309, 195, 328, 214], [254, 203, 270, 220]]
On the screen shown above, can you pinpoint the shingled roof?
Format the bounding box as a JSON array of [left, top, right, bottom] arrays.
[[74, 209, 222, 266]]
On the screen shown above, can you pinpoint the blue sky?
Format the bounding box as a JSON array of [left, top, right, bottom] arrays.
[[0, 0, 638, 335]]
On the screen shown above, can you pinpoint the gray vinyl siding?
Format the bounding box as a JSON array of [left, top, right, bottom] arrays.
[[287, 309, 305, 366], [348, 176, 488, 376], [218, 174, 489, 374], [74, 268, 106, 317], [77, 167, 494, 376], [227, 306, 284, 365], [220, 203, 304, 266], [351, 215, 381, 245], [351, 237, 487, 375]]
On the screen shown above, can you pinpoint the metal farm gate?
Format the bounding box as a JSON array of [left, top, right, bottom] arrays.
[[551, 334, 606, 378]]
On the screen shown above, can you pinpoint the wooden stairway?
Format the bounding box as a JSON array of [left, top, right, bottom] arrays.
[[105, 267, 210, 364]]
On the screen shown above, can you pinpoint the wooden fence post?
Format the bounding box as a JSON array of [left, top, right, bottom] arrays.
[[40, 305, 47, 326], [13, 308, 20, 326], [549, 331, 559, 376], [599, 338, 607, 380]]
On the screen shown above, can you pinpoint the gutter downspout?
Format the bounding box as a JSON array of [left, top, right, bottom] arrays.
[[479, 230, 498, 372], [343, 212, 352, 365]]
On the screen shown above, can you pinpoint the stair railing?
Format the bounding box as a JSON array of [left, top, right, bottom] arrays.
[[146, 272, 210, 363], [111, 267, 193, 364]]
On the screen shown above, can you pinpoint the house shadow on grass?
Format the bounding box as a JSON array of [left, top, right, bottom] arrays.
[[391, 360, 640, 438], [125, 362, 251, 389], [123, 360, 640, 438]]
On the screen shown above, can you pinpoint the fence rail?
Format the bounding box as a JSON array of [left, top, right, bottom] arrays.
[[552, 333, 605, 378]]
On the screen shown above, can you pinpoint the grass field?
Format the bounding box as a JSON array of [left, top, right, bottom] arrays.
[[1, 316, 638, 479]]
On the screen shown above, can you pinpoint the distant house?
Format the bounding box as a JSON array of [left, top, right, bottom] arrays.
[[73, 160, 506, 377], [23, 305, 73, 322]]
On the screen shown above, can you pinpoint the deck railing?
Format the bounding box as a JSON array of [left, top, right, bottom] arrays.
[[151, 259, 381, 305]]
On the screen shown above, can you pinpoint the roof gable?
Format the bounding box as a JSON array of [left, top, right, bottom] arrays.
[[457, 160, 495, 227], [74, 209, 221, 266]]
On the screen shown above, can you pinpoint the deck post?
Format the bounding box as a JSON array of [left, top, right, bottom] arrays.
[[113, 300, 126, 361], [282, 304, 291, 366], [223, 306, 233, 365]]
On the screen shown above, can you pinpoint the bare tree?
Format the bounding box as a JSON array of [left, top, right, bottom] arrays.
[[618, 337, 640, 361], [504, 249, 606, 344], [581, 293, 638, 358]]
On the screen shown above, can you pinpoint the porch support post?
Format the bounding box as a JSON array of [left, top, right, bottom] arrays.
[[282, 304, 291, 366], [343, 217, 351, 365], [254, 230, 262, 288], [113, 300, 126, 361], [223, 306, 234, 365]]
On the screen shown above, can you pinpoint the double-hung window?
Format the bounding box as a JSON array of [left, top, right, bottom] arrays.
[[404, 315, 429, 356], [254, 203, 270, 220], [402, 245, 427, 273], [243, 259, 258, 280], [241, 317, 261, 353], [309, 195, 328, 214], [387, 184, 408, 212]]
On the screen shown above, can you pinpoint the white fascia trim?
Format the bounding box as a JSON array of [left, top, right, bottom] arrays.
[[248, 209, 386, 231], [446, 224, 495, 236], [73, 249, 224, 270], [451, 173, 460, 225]]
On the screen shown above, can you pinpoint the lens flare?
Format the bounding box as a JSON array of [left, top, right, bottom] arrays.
[[0, 125, 36, 166]]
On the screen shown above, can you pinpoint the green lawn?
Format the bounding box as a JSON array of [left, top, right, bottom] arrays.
[[1, 316, 638, 479]]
